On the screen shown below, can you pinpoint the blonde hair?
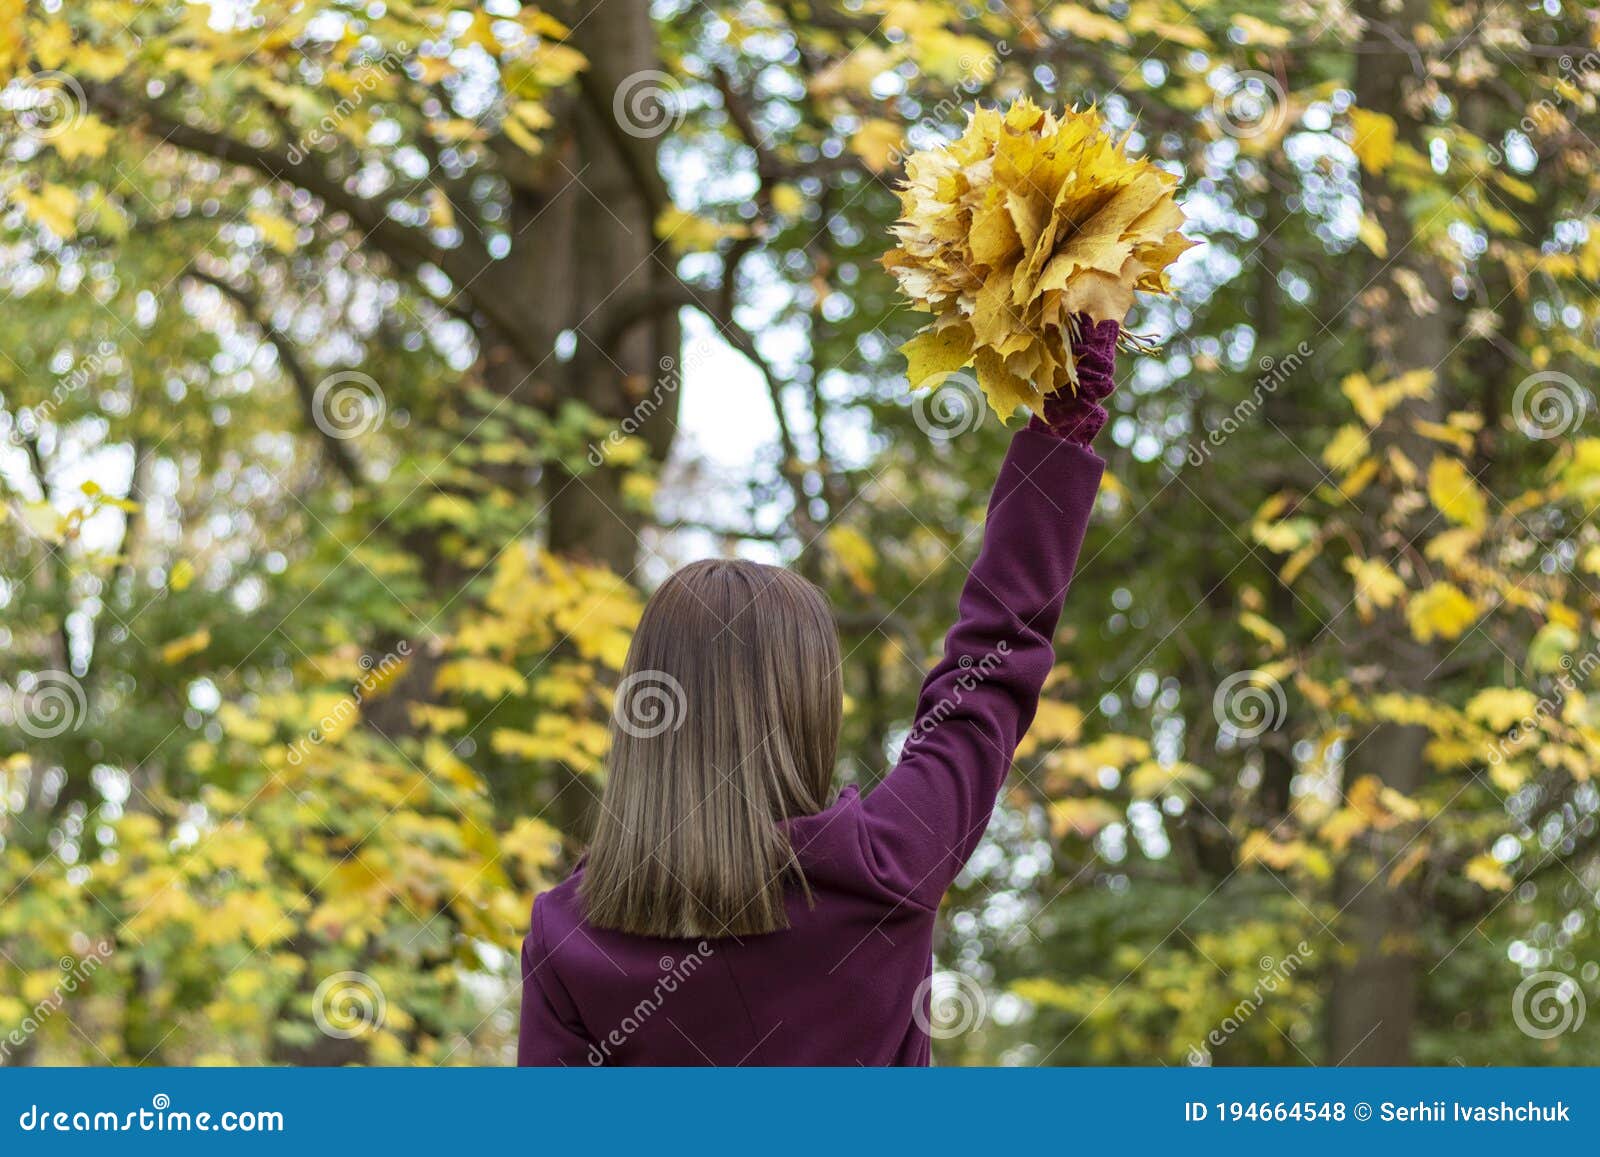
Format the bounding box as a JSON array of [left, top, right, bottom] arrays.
[[581, 559, 842, 938]]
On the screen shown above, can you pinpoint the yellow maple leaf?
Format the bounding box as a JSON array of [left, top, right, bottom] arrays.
[[1464, 852, 1513, 892], [825, 525, 877, 594], [50, 113, 115, 162], [769, 183, 805, 219], [1047, 6, 1133, 45], [654, 206, 750, 254], [1343, 556, 1405, 620], [160, 627, 212, 665], [248, 208, 299, 254], [1349, 107, 1397, 174], [849, 119, 905, 173], [1406, 581, 1478, 642], [1426, 457, 1487, 529], [16, 183, 79, 238]]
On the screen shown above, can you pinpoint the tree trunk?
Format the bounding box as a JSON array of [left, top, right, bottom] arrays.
[[1324, 0, 1459, 1065]]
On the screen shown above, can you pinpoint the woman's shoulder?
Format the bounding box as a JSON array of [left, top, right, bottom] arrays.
[[527, 870, 586, 944], [784, 785, 901, 902]]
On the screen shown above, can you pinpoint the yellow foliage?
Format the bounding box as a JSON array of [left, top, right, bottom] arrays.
[[1464, 853, 1513, 892], [1467, 687, 1540, 731], [248, 209, 299, 254], [884, 99, 1195, 416], [1348, 107, 1397, 173], [1322, 424, 1369, 472], [1018, 699, 1084, 757], [434, 657, 528, 699], [15, 183, 79, 238], [825, 525, 878, 593], [654, 207, 751, 254], [1426, 457, 1487, 529], [849, 119, 905, 172], [160, 628, 212, 665], [1343, 556, 1405, 620], [1341, 368, 1434, 427], [1406, 581, 1478, 642], [1125, 760, 1207, 799], [1048, 797, 1123, 838], [49, 113, 114, 161]]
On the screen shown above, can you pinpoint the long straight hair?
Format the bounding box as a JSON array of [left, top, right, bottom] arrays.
[[580, 559, 843, 939]]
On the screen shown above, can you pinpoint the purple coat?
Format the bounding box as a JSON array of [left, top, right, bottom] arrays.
[[519, 429, 1104, 1065]]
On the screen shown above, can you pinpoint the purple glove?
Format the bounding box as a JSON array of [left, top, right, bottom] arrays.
[[1028, 317, 1119, 446]]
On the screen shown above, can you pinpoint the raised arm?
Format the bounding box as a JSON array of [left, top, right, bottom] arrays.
[[857, 319, 1116, 908]]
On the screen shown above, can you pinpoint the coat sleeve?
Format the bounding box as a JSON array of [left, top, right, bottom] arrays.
[[517, 897, 595, 1066], [857, 427, 1103, 908]]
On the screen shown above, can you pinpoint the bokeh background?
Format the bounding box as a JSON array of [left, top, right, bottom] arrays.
[[3, 0, 1599, 1066]]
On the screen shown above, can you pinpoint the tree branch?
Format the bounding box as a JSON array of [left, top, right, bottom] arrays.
[[184, 267, 368, 487], [88, 85, 555, 371]]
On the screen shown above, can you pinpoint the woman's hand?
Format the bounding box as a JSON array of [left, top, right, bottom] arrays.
[[1028, 316, 1120, 446]]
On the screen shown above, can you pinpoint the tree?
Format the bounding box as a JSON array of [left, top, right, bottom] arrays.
[[3, 0, 1598, 1065]]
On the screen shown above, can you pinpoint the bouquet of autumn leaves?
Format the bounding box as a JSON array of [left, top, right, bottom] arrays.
[[884, 98, 1195, 418]]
